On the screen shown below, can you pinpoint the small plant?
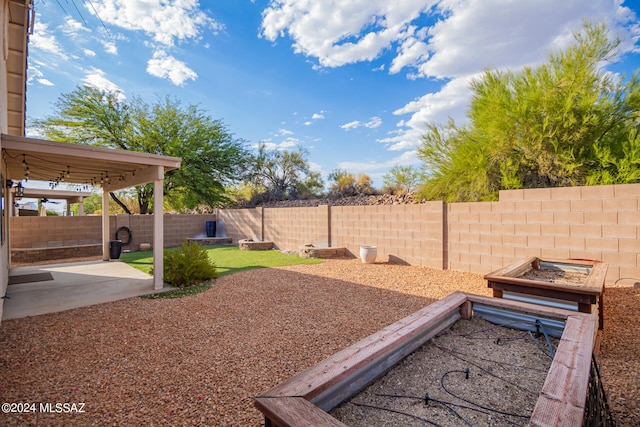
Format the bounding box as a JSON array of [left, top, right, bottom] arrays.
[[162, 240, 217, 288]]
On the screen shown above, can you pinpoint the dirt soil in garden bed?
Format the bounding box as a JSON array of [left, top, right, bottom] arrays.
[[331, 317, 558, 426], [520, 267, 589, 287], [0, 259, 638, 426]]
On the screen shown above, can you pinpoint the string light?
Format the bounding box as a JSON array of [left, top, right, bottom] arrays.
[[15, 154, 136, 185]]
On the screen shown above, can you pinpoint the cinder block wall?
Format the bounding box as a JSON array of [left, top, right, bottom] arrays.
[[10, 216, 102, 248], [10, 183, 639, 284], [264, 206, 329, 251], [447, 184, 640, 283], [10, 214, 217, 251], [218, 208, 262, 243], [331, 202, 445, 268]]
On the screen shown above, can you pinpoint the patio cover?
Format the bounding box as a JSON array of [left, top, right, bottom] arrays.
[[18, 188, 92, 216], [1, 134, 182, 289]]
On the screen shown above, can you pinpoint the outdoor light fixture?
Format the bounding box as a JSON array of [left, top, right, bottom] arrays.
[[14, 182, 24, 198]]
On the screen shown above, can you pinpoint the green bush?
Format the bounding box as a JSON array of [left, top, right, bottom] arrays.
[[162, 240, 217, 288]]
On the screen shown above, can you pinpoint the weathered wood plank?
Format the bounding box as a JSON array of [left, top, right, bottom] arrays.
[[261, 292, 468, 401], [459, 300, 473, 320], [488, 280, 598, 303], [254, 397, 348, 427], [487, 276, 602, 296], [312, 310, 459, 411], [529, 314, 595, 426], [255, 293, 597, 426], [583, 262, 608, 292], [467, 294, 580, 320], [484, 255, 536, 279]]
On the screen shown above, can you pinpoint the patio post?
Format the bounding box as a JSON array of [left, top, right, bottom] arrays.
[[153, 175, 164, 290], [102, 189, 110, 261]]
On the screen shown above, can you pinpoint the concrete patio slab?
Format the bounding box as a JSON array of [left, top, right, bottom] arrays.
[[2, 260, 170, 320]]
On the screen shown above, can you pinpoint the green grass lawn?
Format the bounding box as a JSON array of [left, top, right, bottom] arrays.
[[121, 244, 323, 278]]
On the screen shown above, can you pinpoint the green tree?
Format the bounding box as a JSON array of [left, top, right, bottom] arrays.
[[248, 144, 324, 201], [382, 165, 423, 194], [418, 21, 640, 202], [35, 86, 250, 213], [327, 169, 375, 197]]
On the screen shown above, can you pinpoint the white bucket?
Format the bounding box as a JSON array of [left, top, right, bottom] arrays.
[[359, 245, 377, 264]]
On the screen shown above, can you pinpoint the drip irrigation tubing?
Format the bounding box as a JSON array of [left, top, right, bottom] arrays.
[[350, 401, 444, 427], [536, 319, 555, 359], [432, 338, 549, 372], [441, 369, 531, 419], [375, 393, 525, 427], [432, 342, 542, 395]]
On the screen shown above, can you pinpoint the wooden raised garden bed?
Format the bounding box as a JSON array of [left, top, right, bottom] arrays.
[[255, 292, 600, 426], [484, 257, 607, 330]]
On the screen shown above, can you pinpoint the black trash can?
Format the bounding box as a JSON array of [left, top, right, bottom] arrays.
[[205, 221, 216, 237], [109, 240, 123, 260]]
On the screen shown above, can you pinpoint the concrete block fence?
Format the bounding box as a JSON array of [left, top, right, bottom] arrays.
[[10, 214, 217, 262], [9, 183, 639, 284], [219, 184, 640, 284]]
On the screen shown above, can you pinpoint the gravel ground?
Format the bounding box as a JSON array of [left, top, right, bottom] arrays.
[[0, 259, 637, 426]]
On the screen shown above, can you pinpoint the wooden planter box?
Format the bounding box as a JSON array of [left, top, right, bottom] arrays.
[[484, 257, 607, 330], [255, 293, 597, 427]]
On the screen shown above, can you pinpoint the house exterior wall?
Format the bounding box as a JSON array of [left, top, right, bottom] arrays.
[[1, 0, 10, 321]]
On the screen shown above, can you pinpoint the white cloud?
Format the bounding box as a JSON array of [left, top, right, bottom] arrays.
[[340, 116, 382, 130], [146, 50, 198, 86], [261, 0, 434, 68], [278, 128, 294, 135], [61, 17, 90, 38], [38, 79, 55, 87], [82, 67, 124, 97], [365, 116, 382, 129], [256, 138, 299, 151], [261, 0, 637, 77], [260, 0, 639, 159], [83, 49, 97, 57], [29, 22, 64, 55], [101, 39, 118, 55], [88, 0, 223, 47], [339, 150, 420, 172], [279, 137, 299, 148], [341, 120, 361, 131], [312, 112, 325, 120], [379, 76, 474, 150]]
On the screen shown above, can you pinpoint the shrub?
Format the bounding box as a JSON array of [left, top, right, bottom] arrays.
[[162, 240, 217, 288]]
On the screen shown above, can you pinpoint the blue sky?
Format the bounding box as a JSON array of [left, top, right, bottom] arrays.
[[26, 0, 640, 190]]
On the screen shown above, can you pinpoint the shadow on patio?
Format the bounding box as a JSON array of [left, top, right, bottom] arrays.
[[3, 260, 171, 320]]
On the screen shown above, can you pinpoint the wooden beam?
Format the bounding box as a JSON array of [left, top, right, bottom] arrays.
[[261, 292, 468, 411], [254, 397, 348, 427], [529, 315, 595, 426]]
